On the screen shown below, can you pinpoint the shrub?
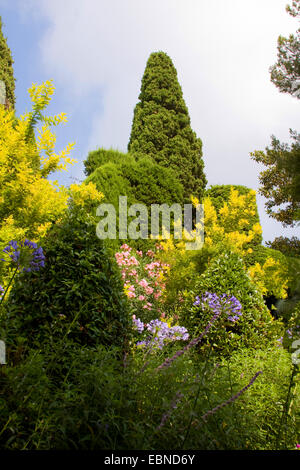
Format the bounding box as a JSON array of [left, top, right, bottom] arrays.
[[0, 342, 126, 449], [204, 185, 262, 247], [114, 243, 170, 323], [87, 156, 184, 208], [243, 245, 289, 299], [178, 251, 282, 355], [281, 301, 300, 347], [4, 210, 130, 354], [202, 347, 299, 450], [86, 161, 136, 209], [84, 148, 135, 176], [120, 156, 184, 207], [1, 342, 297, 450], [0, 81, 76, 249], [86, 156, 184, 252]]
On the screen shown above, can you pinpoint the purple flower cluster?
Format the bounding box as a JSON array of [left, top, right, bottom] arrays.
[[194, 291, 242, 323], [133, 317, 189, 350], [2, 239, 45, 272], [0, 285, 4, 299], [132, 316, 145, 333], [2, 240, 20, 263], [157, 293, 241, 370]]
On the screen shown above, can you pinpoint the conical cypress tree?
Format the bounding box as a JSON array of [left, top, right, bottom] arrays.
[[128, 51, 206, 200], [0, 16, 16, 109]]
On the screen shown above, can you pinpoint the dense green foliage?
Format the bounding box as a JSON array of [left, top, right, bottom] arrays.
[[0, 342, 297, 450], [128, 51, 206, 201], [178, 251, 280, 355], [0, 16, 15, 109], [3, 211, 129, 354], [86, 156, 184, 251], [251, 131, 300, 226], [84, 148, 134, 177], [243, 244, 288, 269], [86, 156, 184, 211]]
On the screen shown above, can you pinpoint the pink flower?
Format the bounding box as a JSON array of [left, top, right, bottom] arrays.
[[147, 271, 156, 278], [138, 295, 145, 301], [143, 302, 152, 310], [139, 279, 148, 288], [129, 256, 139, 266], [145, 286, 154, 295], [121, 244, 131, 251], [137, 250, 143, 256]]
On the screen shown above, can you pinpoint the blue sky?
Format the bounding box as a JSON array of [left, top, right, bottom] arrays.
[[0, 0, 299, 242]]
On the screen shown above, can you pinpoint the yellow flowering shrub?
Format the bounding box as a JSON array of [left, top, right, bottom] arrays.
[[0, 80, 103, 249], [197, 187, 263, 256], [248, 260, 288, 299], [69, 182, 103, 209], [244, 245, 290, 299], [159, 186, 289, 301]]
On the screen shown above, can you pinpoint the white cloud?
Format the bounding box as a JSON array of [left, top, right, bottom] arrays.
[[17, 0, 300, 240]]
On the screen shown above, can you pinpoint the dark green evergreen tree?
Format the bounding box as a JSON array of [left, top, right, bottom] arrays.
[[0, 16, 16, 109], [128, 51, 206, 201]]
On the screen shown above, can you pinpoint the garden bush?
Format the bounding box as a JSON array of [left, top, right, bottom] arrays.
[[84, 148, 135, 176], [86, 161, 136, 209], [178, 251, 283, 355], [86, 156, 185, 252], [243, 244, 289, 299], [0, 341, 298, 450], [86, 156, 184, 208], [205, 184, 262, 246], [4, 210, 130, 354]]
